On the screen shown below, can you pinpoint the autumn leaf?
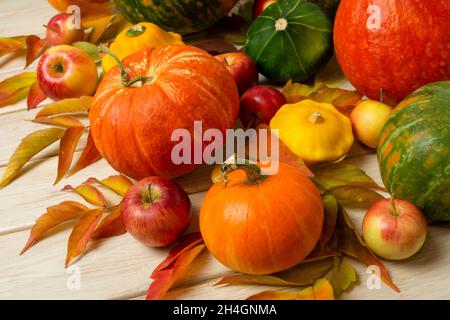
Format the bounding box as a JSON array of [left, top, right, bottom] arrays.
[[27, 80, 47, 110], [147, 244, 206, 300], [330, 256, 357, 297], [256, 124, 314, 177], [33, 115, 85, 128], [25, 35, 49, 68], [192, 39, 237, 55], [92, 206, 126, 239], [335, 206, 400, 292], [35, 96, 92, 118], [215, 257, 334, 287], [84, 174, 134, 197], [21, 201, 88, 255], [48, 0, 115, 19], [315, 55, 346, 88], [65, 208, 104, 267], [55, 127, 86, 184], [67, 129, 101, 176], [282, 80, 315, 104], [319, 193, 338, 251], [329, 185, 384, 209], [246, 279, 335, 300], [153, 232, 204, 274], [0, 128, 65, 189], [86, 14, 123, 44], [62, 184, 107, 207], [313, 163, 386, 192], [0, 36, 27, 58], [0, 72, 37, 108]]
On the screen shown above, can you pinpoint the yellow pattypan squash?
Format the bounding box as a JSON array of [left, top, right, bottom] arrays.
[[270, 99, 354, 165], [101, 22, 184, 72]]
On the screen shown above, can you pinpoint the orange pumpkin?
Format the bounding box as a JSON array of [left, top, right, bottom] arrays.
[[89, 45, 239, 179], [200, 162, 324, 275]]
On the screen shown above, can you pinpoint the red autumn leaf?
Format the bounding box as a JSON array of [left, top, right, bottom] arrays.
[[65, 208, 104, 267], [0, 72, 37, 108], [55, 126, 85, 185], [335, 206, 400, 292], [27, 80, 47, 110], [92, 206, 126, 239], [67, 130, 102, 177], [147, 244, 206, 300], [0, 36, 27, 58], [246, 279, 335, 300], [33, 115, 85, 128], [21, 201, 88, 254], [25, 35, 49, 68], [35, 96, 92, 118], [153, 232, 203, 274], [83, 174, 134, 197], [62, 184, 107, 207]]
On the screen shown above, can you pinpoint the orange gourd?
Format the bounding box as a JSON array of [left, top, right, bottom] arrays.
[[90, 45, 239, 179], [200, 162, 324, 275]]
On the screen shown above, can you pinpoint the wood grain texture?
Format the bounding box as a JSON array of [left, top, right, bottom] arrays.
[[0, 0, 449, 301]]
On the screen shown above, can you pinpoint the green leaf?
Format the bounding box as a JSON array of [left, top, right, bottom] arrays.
[[330, 256, 357, 297], [73, 42, 101, 63], [329, 185, 384, 209], [319, 193, 338, 250], [216, 256, 334, 287], [313, 163, 386, 191]]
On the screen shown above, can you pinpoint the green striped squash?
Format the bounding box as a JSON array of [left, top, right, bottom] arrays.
[[378, 81, 450, 221], [244, 0, 332, 83], [114, 0, 239, 35]]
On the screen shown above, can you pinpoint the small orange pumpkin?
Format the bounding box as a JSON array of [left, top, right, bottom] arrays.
[[200, 162, 324, 275], [90, 45, 239, 179]]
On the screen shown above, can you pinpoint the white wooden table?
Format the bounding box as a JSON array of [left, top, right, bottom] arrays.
[[1, 0, 449, 300]]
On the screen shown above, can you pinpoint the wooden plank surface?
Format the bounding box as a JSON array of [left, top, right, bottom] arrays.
[[0, 0, 449, 300]]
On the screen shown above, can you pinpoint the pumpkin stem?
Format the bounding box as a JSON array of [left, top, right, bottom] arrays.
[[221, 155, 267, 185], [308, 112, 324, 124], [275, 18, 288, 31], [98, 44, 153, 88]]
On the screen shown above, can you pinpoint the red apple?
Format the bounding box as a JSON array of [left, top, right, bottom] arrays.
[[37, 45, 98, 101], [240, 85, 287, 127], [253, 0, 277, 19], [350, 100, 393, 149], [362, 199, 427, 260], [215, 52, 259, 95], [121, 177, 191, 248], [45, 13, 85, 46]]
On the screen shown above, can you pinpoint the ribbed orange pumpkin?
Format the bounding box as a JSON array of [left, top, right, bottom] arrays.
[[200, 162, 324, 275], [90, 45, 239, 179]]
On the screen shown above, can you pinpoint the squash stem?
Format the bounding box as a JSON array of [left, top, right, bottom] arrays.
[[308, 112, 324, 124], [221, 156, 267, 185], [98, 44, 153, 87]]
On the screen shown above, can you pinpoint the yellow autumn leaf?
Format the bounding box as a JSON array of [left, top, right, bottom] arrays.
[[0, 72, 37, 108], [35, 96, 93, 118], [0, 128, 65, 189]]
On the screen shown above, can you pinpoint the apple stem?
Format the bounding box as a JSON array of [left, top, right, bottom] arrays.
[[245, 114, 259, 130], [98, 44, 153, 88], [43, 24, 59, 33], [379, 88, 385, 103], [390, 199, 400, 217], [220, 154, 267, 185]]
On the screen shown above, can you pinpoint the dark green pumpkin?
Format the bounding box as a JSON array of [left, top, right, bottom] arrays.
[[378, 81, 450, 221], [114, 0, 239, 35], [245, 0, 332, 83]]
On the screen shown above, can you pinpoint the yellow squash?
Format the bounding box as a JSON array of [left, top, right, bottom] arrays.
[[101, 22, 184, 72], [270, 99, 354, 165]]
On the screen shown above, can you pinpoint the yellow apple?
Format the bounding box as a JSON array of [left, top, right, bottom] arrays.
[[350, 100, 393, 148]]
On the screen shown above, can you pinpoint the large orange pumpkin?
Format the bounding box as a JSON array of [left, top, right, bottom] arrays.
[[334, 0, 450, 103], [90, 45, 239, 179], [200, 162, 324, 275]]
